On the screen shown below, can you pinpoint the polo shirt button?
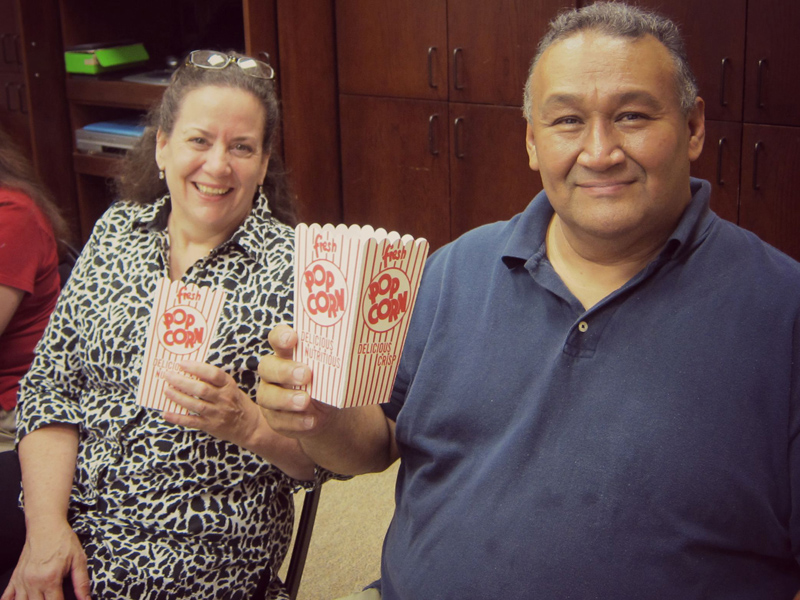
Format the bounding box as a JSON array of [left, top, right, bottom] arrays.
[[578, 321, 589, 332]]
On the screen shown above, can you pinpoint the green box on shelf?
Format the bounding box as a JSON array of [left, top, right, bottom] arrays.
[[64, 43, 149, 75]]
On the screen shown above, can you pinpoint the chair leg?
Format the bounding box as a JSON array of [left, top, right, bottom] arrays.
[[284, 486, 322, 600]]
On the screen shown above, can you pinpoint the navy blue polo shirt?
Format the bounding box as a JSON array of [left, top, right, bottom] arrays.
[[380, 179, 800, 599]]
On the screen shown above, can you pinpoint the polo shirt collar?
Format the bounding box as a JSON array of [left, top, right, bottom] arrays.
[[132, 193, 279, 263], [501, 177, 715, 269]]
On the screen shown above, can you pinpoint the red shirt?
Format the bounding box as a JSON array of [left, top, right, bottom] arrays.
[[0, 188, 61, 411]]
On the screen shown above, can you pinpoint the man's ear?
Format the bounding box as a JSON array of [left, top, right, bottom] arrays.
[[525, 122, 540, 172], [687, 97, 705, 163]]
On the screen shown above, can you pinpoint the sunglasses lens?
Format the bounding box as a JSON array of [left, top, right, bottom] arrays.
[[237, 57, 274, 79], [191, 51, 229, 68]]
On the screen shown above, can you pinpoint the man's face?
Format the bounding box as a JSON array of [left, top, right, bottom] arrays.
[[525, 31, 705, 247]]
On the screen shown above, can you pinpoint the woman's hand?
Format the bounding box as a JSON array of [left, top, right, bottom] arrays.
[[162, 361, 261, 448], [162, 361, 316, 480], [1, 519, 91, 600]]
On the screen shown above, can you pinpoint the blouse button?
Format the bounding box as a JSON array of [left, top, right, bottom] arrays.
[[578, 321, 589, 333]]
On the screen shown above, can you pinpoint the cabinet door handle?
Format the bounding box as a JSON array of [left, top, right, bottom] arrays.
[[5, 82, 16, 111], [719, 58, 729, 107], [454, 117, 465, 158], [18, 83, 26, 114], [428, 114, 439, 155], [756, 59, 768, 109], [752, 141, 764, 190], [453, 47, 464, 90], [716, 137, 727, 185], [428, 47, 437, 89], [0, 34, 14, 66]]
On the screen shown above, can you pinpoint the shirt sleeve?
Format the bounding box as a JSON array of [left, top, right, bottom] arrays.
[[15, 219, 103, 439], [0, 195, 50, 294], [789, 308, 800, 564]]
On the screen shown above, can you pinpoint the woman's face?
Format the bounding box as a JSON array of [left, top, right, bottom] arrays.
[[155, 85, 270, 241]]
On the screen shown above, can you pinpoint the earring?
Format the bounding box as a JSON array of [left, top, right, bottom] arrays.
[[158, 169, 165, 181], [258, 184, 264, 196]]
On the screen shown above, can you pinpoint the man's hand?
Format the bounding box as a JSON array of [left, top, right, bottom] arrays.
[[1, 519, 91, 600], [257, 324, 399, 475], [256, 324, 338, 438]]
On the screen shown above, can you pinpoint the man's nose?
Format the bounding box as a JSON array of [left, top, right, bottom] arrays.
[[577, 120, 624, 170]]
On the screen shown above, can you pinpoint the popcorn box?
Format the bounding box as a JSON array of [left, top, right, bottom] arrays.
[[136, 278, 227, 413], [294, 224, 429, 408]]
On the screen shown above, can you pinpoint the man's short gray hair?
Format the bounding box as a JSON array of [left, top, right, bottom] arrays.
[[522, 2, 698, 121]]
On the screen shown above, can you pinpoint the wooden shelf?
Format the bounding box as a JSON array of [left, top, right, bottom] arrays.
[[72, 152, 122, 178], [66, 77, 165, 110]]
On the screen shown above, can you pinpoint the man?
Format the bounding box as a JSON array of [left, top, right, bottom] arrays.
[[260, 3, 800, 598]]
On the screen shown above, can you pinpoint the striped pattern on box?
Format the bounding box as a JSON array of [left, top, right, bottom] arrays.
[[294, 223, 429, 408], [136, 278, 227, 413]]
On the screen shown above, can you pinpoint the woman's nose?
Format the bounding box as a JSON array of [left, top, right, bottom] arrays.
[[204, 144, 232, 177]]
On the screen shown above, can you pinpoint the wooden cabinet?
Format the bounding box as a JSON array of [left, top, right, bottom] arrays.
[[625, 0, 747, 123], [448, 103, 541, 238], [447, 0, 569, 107], [7, 0, 800, 259], [275, 0, 341, 226], [340, 95, 450, 249], [55, 0, 257, 241], [0, 0, 77, 235], [739, 125, 800, 260], [613, 0, 800, 260], [337, 0, 568, 250], [690, 119, 742, 225], [336, 0, 448, 101], [743, 0, 800, 127]]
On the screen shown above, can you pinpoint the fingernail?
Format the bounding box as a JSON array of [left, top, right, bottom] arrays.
[[292, 393, 306, 408], [303, 416, 315, 429], [281, 331, 292, 346], [293, 366, 306, 382]]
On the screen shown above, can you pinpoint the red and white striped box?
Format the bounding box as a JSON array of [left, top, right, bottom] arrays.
[[136, 278, 227, 413], [294, 224, 429, 408]]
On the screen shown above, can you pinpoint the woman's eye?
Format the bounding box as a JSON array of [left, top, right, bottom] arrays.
[[189, 137, 208, 146], [231, 143, 255, 157]]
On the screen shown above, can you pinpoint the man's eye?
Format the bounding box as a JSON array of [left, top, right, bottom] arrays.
[[619, 113, 647, 122], [553, 116, 580, 126]]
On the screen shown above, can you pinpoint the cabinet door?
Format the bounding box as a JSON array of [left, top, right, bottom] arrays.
[[447, 0, 572, 106], [340, 94, 451, 250], [626, 0, 746, 122], [276, 0, 342, 225], [0, 72, 30, 157], [449, 103, 542, 239], [743, 0, 800, 126], [0, 0, 21, 73], [336, 0, 447, 100], [690, 119, 741, 224], [739, 124, 800, 261]]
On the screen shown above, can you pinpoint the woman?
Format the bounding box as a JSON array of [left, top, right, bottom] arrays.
[[0, 129, 69, 452], [1, 51, 318, 600]]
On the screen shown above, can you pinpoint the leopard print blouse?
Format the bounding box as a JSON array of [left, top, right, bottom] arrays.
[[17, 194, 300, 599]]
